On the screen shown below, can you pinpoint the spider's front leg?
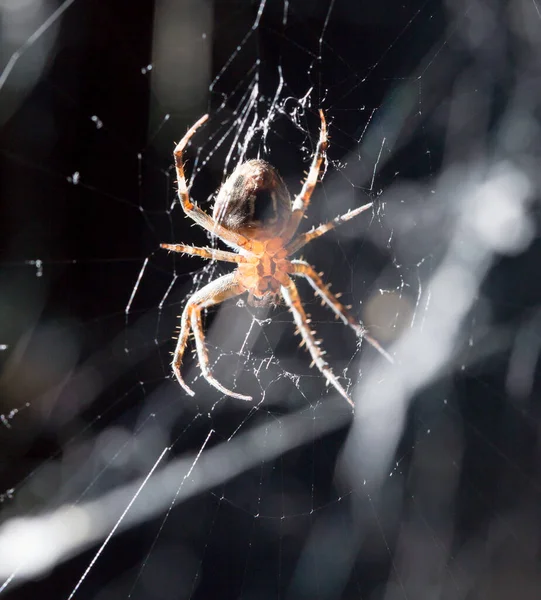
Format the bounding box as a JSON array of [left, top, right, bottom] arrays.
[[171, 273, 251, 401], [281, 278, 354, 408], [291, 260, 394, 364]]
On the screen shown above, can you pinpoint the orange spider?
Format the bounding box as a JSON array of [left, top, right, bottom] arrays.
[[161, 110, 392, 408]]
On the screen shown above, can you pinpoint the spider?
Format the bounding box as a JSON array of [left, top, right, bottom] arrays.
[[161, 110, 392, 408]]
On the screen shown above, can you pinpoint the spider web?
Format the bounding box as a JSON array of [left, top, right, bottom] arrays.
[[1, 0, 541, 598]]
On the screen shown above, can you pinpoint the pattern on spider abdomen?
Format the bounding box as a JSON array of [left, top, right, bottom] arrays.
[[213, 159, 291, 238]]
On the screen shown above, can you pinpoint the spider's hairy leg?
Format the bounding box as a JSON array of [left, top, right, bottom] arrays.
[[291, 260, 394, 364], [286, 202, 373, 255], [172, 305, 197, 397], [281, 279, 354, 408], [174, 115, 255, 253], [160, 243, 246, 264], [283, 109, 328, 242], [172, 273, 252, 401]]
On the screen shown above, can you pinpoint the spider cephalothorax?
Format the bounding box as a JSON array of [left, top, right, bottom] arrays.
[[161, 111, 393, 408]]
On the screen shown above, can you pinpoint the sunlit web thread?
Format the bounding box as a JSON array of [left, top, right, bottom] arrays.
[[126, 427, 213, 598], [208, 0, 267, 96], [67, 447, 169, 599], [0, 0, 77, 91]]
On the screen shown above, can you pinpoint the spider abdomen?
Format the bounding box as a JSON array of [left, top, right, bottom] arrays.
[[213, 159, 291, 238]]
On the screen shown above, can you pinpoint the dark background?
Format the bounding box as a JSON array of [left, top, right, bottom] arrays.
[[1, 0, 541, 599]]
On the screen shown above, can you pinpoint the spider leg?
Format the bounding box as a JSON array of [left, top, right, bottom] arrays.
[[172, 308, 197, 397], [286, 202, 373, 255], [291, 260, 394, 364], [172, 273, 251, 401], [283, 109, 328, 242], [281, 278, 354, 408], [161, 243, 246, 264], [174, 115, 254, 253]]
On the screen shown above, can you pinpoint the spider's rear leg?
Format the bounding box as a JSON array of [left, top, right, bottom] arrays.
[[283, 109, 329, 242], [172, 273, 251, 401], [173, 115, 254, 253], [285, 201, 373, 255], [281, 279, 354, 408], [291, 260, 394, 364]]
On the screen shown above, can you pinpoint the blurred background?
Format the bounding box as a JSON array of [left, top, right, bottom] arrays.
[[1, 0, 541, 598]]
